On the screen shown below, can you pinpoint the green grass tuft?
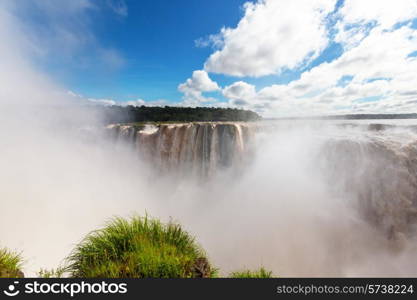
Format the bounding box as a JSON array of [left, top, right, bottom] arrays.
[[65, 215, 215, 278], [0, 247, 24, 278], [37, 267, 66, 278], [229, 267, 274, 278]]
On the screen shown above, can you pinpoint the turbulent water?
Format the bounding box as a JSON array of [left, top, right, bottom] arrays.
[[2, 0, 417, 278], [109, 121, 417, 256], [3, 119, 417, 277], [318, 125, 417, 246], [108, 122, 257, 177]]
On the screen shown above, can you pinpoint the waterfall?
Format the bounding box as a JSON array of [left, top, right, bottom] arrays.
[[109, 122, 255, 177], [317, 134, 417, 244], [108, 121, 417, 245]]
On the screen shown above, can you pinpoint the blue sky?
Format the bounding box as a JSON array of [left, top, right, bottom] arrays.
[[5, 0, 417, 116], [24, 0, 249, 103]]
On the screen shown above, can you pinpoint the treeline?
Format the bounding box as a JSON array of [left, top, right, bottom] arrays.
[[99, 105, 261, 124], [276, 113, 417, 120], [330, 114, 417, 120]]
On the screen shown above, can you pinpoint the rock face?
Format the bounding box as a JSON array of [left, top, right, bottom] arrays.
[[108, 122, 257, 177], [318, 135, 417, 246], [190, 257, 212, 278]]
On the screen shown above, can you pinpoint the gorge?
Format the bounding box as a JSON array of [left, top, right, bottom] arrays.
[[107, 121, 417, 259], [3, 119, 417, 276]]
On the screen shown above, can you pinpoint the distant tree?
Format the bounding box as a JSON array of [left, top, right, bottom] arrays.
[[97, 105, 261, 124]]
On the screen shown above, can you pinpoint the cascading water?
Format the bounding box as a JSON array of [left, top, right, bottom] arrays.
[[4, 118, 417, 276], [316, 125, 417, 248], [109, 121, 417, 252], [108, 122, 256, 178]]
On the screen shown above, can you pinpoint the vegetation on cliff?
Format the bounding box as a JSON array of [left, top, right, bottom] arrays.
[[99, 105, 261, 124], [229, 268, 274, 278], [65, 216, 215, 278], [0, 247, 24, 278], [1, 215, 275, 278]]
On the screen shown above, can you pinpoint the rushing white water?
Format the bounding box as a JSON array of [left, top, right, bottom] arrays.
[[2, 0, 417, 278], [106, 121, 417, 277], [108, 122, 256, 178], [3, 117, 417, 277]]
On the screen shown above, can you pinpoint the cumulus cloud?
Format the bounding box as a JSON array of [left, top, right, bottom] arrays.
[[179, 70, 220, 92], [178, 70, 220, 105], [335, 0, 417, 49], [223, 81, 256, 100], [338, 0, 417, 30], [191, 0, 417, 117], [216, 24, 417, 116], [222, 81, 256, 107], [259, 35, 413, 115], [204, 0, 337, 77]]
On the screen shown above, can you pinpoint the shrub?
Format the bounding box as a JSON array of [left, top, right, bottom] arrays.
[[65, 215, 214, 278], [229, 267, 273, 278], [37, 267, 66, 278], [0, 247, 24, 278]]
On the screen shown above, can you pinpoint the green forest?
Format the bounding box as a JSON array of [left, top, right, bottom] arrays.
[[99, 105, 261, 123]]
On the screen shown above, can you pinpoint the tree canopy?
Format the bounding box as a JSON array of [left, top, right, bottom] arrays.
[[100, 105, 261, 123]]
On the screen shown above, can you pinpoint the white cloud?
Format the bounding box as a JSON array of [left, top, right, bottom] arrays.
[[125, 99, 146, 106], [217, 24, 417, 116], [338, 0, 417, 29], [194, 0, 417, 117], [335, 0, 417, 49], [179, 70, 220, 92], [204, 0, 337, 77], [6, 0, 417, 116], [66, 91, 169, 108], [124, 99, 169, 107], [194, 33, 224, 49], [222, 81, 257, 107], [178, 70, 220, 105], [223, 81, 256, 100], [87, 98, 117, 106]]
